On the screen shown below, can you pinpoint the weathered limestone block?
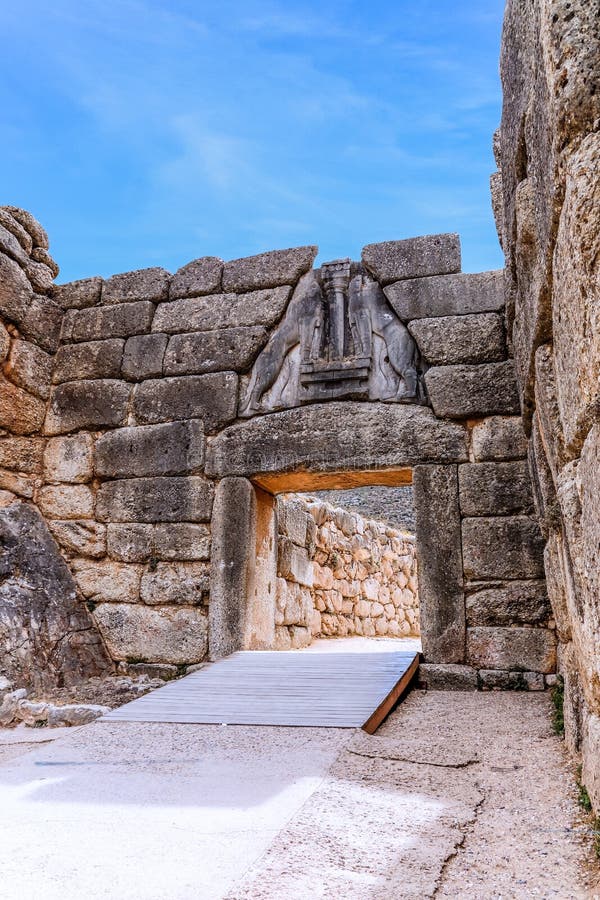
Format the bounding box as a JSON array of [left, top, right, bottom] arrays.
[[362, 233, 461, 285], [72, 559, 142, 603], [528, 413, 561, 536], [576, 424, 600, 708], [471, 416, 527, 461], [0, 254, 31, 323], [465, 580, 551, 626], [0, 223, 30, 266], [163, 327, 268, 375], [133, 373, 238, 432], [0, 376, 46, 434], [169, 257, 223, 299], [52, 339, 124, 383], [93, 603, 207, 664], [458, 460, 533, 516], [153, 523, 211, 561], [278, 538, 313, 587], [0, 437, 44, 474], [209, 477, 256, 659], [153, 286, 291, 333], [462, 516, 545, 580], [534, 345, 567, 479], [425, 361, 520, 419], [3, 206, 49, 250], [51, 276, 102, 310], [44, 433, 94, 483], [386, 270, 503, 319], [478, 670, 545, 691], [94, 420, 204, 478], [106, 524, 153, 562], [543, 529, 574, 642], [48, 520, 106, 558], [102, 267, 170, 304], [26, 261, 55, 294], [413, 465, 465, 663], [467, 626, 556, 674], [408, 313, 505, 365], [222, 246, 317, 292], [0, 502, 111, 691], [552, 132, 600, 456], [418, 664, 478, 691], [0, 208, 33, 253], [45, 380, 130, 434], [96, 476, 214, 523], [62, 300, 155, 342], [121, 333, 168, 380], [0, 469, 37, 498], [5, 340, 53, 399], [274, 626, 292, 650], [17, 296, 61, 356], [277, 497, 308, 546], [582, 714, 600, 813], [140, 561, 209, 605], [38, 484, 95, 520], [206, 402, 468, 478]]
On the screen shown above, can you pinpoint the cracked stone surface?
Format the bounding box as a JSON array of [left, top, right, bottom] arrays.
[[0, 692, 597, 899]]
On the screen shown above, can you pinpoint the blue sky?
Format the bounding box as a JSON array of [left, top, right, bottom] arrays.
[[2, 1, 505, 283]]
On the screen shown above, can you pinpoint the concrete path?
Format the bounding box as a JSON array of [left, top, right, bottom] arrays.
[[0, 691, 598, 899]]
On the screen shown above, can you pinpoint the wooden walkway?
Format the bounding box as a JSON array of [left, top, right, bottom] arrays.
[[102, 644, 419, 733]]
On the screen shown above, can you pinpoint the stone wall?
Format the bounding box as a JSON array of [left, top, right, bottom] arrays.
[[274, 495, 419, 650], [495, 1, 600, 808], [0, 207, 556, 694]]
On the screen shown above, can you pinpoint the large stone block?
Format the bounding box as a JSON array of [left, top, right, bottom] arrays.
[[462, 516, 545, 580], [94, 420, 205, 478], [467, 626, 556, 674], [121, 333, 168, 380], [470, 416, 527, 461], [140, 561, 209, 605], [102, 267, 170, 304], [152, 286, 291, 334], [458, 460, 533, 516], [45, 380, 130, 434], [48, 520, 106, 558], [106, 523, 154, 562], [52, 339, 124, 383], [0, 502, 111, 691], [209, 476, 256, 659], [413, 464, 465, 663], [278, 538, 313, 587], [5, 340, 53, 399], [0, 376, 46, 435], [153, 523, 211, 561], [170, 257, 223, 299], [51, 276, 102, 310], [0, 322, 9, 363], [465, 580, 551, 626], [206, 402, 468, 478], [93, 603, 208, 664], [163, 327, 268, 375], [96, 476, 214, 523], [362, 234, 461, 286], [0, 253, 31, 323], [425, 361, 520, 419], [3, 206, 49, 250], [72, 559, 142, 603], [44, 433, 94, 483], [386, 270, 504, 320], [222, 246, 317, 292], [19, 295, 63, 353], [418, 664, 478, 691], [62, 301, 155, 342], [408, 313, 505, 365], [38, 484, 95, 520], [0, 208, 33, 253], [277, 497, 308, 546], [133, 372, 238, 432], [0, 437, 44, 474]]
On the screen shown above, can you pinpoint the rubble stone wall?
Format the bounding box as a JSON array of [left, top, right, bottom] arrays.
[[274, 495, 419, 650], [495, 1, 600, 809]]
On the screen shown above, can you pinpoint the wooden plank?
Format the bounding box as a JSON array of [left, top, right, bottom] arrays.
[[361, 654, 420, 734], [102, 646, 419, 730]]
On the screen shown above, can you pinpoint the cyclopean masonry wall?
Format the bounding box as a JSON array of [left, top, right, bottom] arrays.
[[495, 1, 600, 808], [273, 494, 419, 650], [0, 207, 555, 693]]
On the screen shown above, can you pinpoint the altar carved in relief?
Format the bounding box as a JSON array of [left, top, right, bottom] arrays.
[[239, 260, 424, 418]]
